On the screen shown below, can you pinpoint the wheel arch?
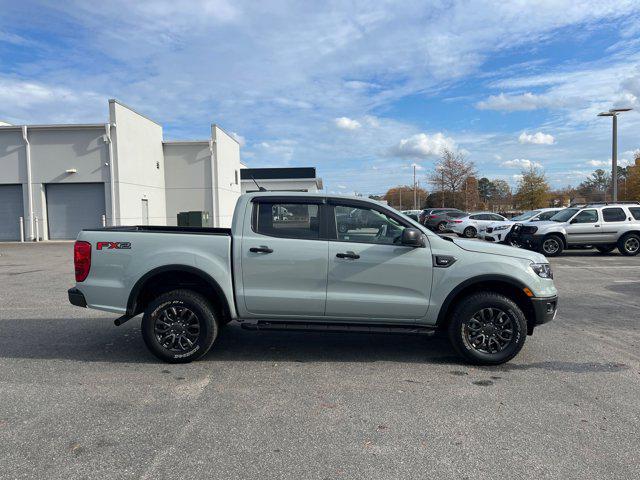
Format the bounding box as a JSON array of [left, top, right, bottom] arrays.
[[127, 265, 232, 321], [436, 275, 537, 335]]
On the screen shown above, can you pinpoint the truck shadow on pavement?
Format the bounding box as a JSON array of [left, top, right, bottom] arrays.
[[0, 318, 460, 365], [0, 319, 630, 374]]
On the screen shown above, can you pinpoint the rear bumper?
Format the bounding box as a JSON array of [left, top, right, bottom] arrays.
[[531, 295, 558, 326], [68, 287, 87, 308]]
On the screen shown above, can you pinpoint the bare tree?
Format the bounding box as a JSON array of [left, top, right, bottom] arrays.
[[427, 149, 477, 209]]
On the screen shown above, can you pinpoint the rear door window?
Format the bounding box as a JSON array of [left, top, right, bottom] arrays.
[[629, 207, 640, 220], [255, 202, 321, 239], [602, 207, 626, 222]]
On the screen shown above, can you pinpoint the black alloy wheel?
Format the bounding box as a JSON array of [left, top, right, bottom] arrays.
[[463, 226, 477, 238], [462, 307, 513, 354], [154, 305, 201, 352], [447, 292, 527, 365], [142, 289, 218, 363]]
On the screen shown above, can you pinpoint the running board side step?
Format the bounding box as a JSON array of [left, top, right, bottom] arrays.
[[240, 320, 436, 336]]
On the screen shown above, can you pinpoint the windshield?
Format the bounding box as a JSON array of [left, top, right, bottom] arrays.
[[510, 210, 540, 221], [550, 208, 579, 222]]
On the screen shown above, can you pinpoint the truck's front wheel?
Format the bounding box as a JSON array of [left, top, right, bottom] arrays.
[[141, 289, 218, 363], [448, 292, 527, 365]]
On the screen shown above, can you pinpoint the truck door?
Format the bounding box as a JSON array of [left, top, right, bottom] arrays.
[[324, 200, 432, 321], [565, 209, 600, 244], [241, 198, 328, 317]]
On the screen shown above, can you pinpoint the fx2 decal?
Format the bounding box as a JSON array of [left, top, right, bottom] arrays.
[[96, 241, 131, 250]]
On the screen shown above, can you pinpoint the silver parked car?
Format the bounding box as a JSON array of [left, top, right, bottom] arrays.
[[509, 202, 640, 256], [479, 208, 563, 244]]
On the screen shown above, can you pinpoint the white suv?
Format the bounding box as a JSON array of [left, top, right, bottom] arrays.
[[509, 202, 640, 256], [479, 208, 563, 244], [447, 212, 508, 238]]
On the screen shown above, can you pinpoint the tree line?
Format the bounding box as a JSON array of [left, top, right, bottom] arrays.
[[381, 148, 640, 212]]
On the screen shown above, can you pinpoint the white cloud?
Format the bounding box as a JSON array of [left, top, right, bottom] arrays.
[[501, 158, 542, 169], [337, 184, 347, 189], [334, 117, 361, 130], [388, 132, 456, 159], [476, 92, 559, 111], [230, 131, 245, 147], [518, 131, 555, 145], [587, 159, 608, 167]]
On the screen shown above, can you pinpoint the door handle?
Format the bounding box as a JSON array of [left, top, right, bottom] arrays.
[[336, 251, 360, 259], [595, 224, 600, 228], [249, 246, 273, 254]]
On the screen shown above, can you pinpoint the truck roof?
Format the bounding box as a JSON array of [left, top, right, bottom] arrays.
[[241, 191, 389, 204]]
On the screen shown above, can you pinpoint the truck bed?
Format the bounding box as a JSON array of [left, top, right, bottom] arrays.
[[75, 227, 234, 315]]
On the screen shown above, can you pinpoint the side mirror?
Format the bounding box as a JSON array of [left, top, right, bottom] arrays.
[[401, 228, 424, 247]]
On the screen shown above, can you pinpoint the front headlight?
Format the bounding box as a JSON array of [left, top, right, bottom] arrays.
[[494, 225, 509, 231], [530, 263, 553, 279]]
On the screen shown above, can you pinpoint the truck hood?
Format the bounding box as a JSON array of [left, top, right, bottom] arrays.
[[452, 238, 546, 263]]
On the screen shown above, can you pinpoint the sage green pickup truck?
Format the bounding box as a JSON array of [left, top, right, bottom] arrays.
[[68, 192, 558, 365]]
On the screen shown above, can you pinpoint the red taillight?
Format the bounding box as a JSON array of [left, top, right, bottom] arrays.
[[452, 220, 463, 223], [74, 241, 91, 282], [428, 215, 438, 219]]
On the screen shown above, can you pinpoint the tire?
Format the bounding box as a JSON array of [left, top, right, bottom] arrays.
[[618, 233, 640, 256], [595, 245, 615, 254], [141, 289, 218, 363], [437, 222, 447, 232], [447, 292, 527, 365], [540, 235, 563, 257], [463, 226, 477, 238], [338, 224, 348, 234]]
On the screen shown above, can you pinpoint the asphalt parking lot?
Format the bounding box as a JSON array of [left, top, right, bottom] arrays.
[[1, 242, 639, 479]]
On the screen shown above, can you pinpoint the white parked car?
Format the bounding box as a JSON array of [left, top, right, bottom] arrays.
[[446, 212, 508, 238], [479, 208, 564, 244]]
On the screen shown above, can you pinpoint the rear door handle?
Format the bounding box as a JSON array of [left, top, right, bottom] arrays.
[[595, 224, 600, 228], [336, 251, 360, 259], [250, 246, 273, 254]]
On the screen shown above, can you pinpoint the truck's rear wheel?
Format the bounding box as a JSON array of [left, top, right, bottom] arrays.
[[141, 289, 218, 363], [448, 292, 527, 365], [618, 233, 640, 256]]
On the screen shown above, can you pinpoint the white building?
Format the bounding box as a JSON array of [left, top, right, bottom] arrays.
[[240, 167, 322, 193], [0, 99, 242, 241]]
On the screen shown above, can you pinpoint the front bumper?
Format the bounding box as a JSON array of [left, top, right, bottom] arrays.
[[530, 295, 558, 325], [510, 232, 543, 250], [68, 287, 87, 308]]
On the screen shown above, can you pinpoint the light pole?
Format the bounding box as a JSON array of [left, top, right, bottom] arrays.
[[413, 164, 417, 210], [598, 108, 632, 202]]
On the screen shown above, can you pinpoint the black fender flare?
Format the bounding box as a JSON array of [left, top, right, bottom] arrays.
[[436, 274, 530, 326], [126, 264, 231, 318]]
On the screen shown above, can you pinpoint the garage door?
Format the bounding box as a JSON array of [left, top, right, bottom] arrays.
[[46, 183, 105, 240], [0, 184, 24, 241]]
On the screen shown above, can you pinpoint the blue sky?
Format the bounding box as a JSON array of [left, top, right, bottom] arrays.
[[1, 1, 640, 195]]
